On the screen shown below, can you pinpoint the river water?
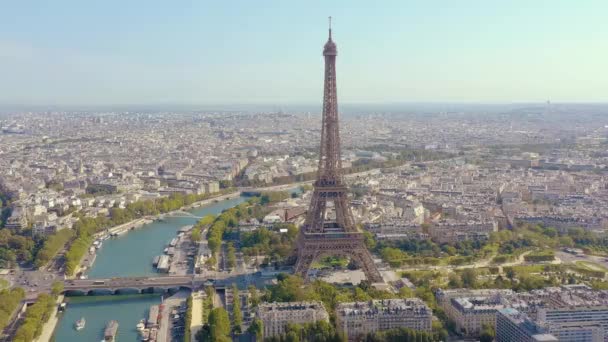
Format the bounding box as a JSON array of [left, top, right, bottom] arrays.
[[54, 195, 249, 341]]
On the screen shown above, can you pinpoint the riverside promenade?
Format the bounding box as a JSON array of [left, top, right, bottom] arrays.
[[34, 295, 64, 342]]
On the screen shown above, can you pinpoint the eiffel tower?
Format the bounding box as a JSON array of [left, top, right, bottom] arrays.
[[294, 18, 383, 283]]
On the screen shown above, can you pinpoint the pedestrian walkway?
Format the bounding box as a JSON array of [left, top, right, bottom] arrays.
[[35, 295, 64, 342], [191, 292, 204, 341]]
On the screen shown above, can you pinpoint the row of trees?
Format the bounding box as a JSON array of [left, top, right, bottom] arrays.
[[191, 215, 215, 243], [184, 295, 193, 342], [259, 191, 291, 205], [195, 307, 231, 342], [34, 229, 74, 268], [231, 284, 243, 334], [226, 243, 237, 270], [265, 321, 343, 342], [64, 235, 94, 276], [364, 327, 435, 342], [524, 251, 555, 262], [34, 189, 235, 270], [13, 292, 56, 342], [202, 286, 214, 324], [0, 287, 25, 332]]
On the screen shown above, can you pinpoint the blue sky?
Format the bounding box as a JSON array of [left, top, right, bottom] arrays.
[[1, 1, 606, 106]]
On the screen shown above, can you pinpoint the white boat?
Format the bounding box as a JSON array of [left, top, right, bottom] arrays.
[[74, 317, 86, 331], [136, 319, 146, 331]]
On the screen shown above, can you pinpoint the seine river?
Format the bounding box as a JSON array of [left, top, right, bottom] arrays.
[[53, 195, 249, 341]]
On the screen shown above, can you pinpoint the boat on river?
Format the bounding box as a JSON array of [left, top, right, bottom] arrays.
[[104, 320, 119, 341], [74, 317, 85, 331]]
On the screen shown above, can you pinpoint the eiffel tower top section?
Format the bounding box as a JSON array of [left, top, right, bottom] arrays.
[[323, 16, 337, 56], [317, 16, 342, 185]]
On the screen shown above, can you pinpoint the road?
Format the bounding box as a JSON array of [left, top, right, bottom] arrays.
[[157, 290, 189, 342], [3, 267, 59, 300]]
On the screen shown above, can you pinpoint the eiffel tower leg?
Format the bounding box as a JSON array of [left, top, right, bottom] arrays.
[[351, 249, 383, 283], [294, 249, 317, 280]]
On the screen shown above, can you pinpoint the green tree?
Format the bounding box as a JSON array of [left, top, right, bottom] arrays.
[[226, 243, 237, 269], [232, 284, 243, 334], [13, 293, 55, 342], [51, 281, 64, 297], [448, 273, 463, 288], [0, 288, 25, 331], [461, 268, 478, 288], [191, 227, 202, 243], [198, 215, 216, 226], [363, 230, 376, 250], [267, 275, 310, 302], [185, 295, 193, 342], [248, 285, 260, 308], [247, 317, 263, 340], [208, 307, 231, 341]]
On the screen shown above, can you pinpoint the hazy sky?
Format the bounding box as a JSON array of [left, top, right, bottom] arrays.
[[1, 1, 606, 106]]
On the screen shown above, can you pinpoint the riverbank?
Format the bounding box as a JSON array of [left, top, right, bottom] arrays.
[[72, 190, 242, 278], [34, 295, 64, 342], [182, 191, 241, 210], [94, 217, 152, 239], [92, 190, 241, 240]]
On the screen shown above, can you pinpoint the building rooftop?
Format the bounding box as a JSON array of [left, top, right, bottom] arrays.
[[337, 298, 431, 317]]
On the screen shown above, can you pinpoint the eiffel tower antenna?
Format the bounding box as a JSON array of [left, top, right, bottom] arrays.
[[294, 19, 383, 283]]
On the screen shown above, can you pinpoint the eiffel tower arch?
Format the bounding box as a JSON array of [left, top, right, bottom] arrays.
[[294, 19, 383, 283]]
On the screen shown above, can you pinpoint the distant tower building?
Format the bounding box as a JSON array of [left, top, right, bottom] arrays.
[[293, 18, 383, 283]]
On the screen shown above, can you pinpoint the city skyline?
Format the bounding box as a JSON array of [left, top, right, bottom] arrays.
[[1, 1, 607, 106], [3, 10, 608, 341]]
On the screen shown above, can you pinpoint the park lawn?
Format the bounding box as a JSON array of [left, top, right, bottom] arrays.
[[576, 261, 608, 272], [509, 264, 547, 274]]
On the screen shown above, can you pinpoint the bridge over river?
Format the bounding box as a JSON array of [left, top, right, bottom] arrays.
[[63, 275, 198, 295], [63, 275, 240, 295]]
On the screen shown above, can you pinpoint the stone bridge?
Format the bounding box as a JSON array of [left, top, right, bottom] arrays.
[[63, 275, 200, 295]]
